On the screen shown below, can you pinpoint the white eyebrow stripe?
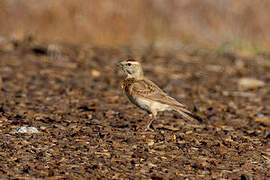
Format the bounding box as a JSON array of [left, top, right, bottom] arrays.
[[124, 61, 140, 64]]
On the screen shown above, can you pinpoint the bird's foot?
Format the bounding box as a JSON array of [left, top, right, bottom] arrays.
[[144, 124, 155, 131]]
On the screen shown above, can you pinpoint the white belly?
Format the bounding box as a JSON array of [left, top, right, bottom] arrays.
[[127, 95, 170, 113]]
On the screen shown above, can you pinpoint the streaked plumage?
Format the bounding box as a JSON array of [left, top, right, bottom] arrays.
[[117, 58, 199, 130]]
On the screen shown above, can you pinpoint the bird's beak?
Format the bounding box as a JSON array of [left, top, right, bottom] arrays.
[[115, 62, 122, 67]]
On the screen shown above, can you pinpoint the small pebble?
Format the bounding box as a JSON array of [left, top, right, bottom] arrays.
[[238, 78, 265, 90], [16, 127, 40, 134]]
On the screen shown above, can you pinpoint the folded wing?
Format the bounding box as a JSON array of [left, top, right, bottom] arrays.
[[131, 79, 187, 109]]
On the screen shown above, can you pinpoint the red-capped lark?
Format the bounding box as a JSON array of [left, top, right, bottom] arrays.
[[116, 58, 200, 130]]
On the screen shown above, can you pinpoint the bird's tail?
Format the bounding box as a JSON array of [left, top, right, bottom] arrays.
[[173, 106, 202, 122]]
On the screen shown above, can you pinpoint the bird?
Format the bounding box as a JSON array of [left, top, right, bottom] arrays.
[[116, 58, 200, 130]]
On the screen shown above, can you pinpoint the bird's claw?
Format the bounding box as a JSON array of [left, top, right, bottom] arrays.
[[145, 124, 155, 131]]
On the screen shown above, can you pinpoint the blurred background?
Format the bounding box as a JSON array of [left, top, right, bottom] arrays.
[[0, 0, 270, 56], [0, 1, 270, 178]]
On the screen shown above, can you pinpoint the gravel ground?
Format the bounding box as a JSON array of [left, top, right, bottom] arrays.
[[0, 41, 269, 179]]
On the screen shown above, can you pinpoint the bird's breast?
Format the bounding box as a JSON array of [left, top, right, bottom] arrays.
[[121, 78, 136, 95]]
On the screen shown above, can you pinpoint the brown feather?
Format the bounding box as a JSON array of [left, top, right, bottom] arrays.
[[130, 78, 187, 108]]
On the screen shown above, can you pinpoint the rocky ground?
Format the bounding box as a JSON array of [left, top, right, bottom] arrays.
[[0, 40, 269, 179]]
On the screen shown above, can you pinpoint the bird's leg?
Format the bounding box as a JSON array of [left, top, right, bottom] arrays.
[[146, 112, 157, 130]]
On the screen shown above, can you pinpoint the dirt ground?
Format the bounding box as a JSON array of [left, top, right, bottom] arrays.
[[0, 41, 269, 179]]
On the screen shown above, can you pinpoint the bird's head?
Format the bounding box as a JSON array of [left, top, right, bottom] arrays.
[[116, 58, 144, 79]]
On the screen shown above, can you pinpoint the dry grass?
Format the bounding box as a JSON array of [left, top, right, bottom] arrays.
[[1, 0, 270, 54]]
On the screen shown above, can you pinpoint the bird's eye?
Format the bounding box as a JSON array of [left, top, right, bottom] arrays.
[[127, 63, 132, 66]]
